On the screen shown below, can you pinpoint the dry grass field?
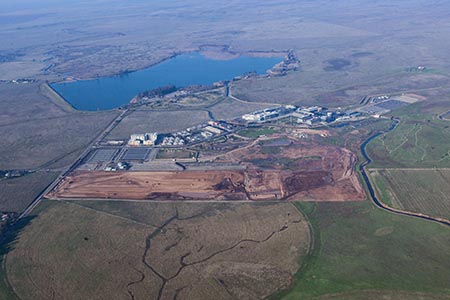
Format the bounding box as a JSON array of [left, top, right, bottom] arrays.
[[0, 171, 58, 212], [145, 88, 227, 110], [5, 200, 310, 300], [0, 83, 70, 126], [232, 70, 450, 108], [209, 97, 274, 120], [106, 109, 211, 140], [0, 81, 119, 170], [3, 1, 450, 88], [0, 110, 118, 170], [0, 82, 118, 212], [369, 168, 450, 221]]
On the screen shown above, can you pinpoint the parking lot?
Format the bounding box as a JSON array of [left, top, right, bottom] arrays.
[[88, 148, 119, 163], [119, 148, 151, 161]]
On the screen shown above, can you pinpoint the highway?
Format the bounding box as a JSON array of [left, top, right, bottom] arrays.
[[18, 109, 129, 219]]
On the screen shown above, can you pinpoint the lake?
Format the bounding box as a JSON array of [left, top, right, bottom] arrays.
[[51, 52, 282, 111]]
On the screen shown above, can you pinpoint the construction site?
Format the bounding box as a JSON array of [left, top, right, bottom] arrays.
[[45, 85, 419, 203], [49, 135, 365, 201]]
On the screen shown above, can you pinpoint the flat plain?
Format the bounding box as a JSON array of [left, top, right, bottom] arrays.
[[273, 202, 450, 300], [0, 111, 118, 170], [106, 110, 211, 140], [369, 168, 450, 221], [0, 171, 58, 212], [0, 82, 118, 212], [5, 200, 310, 300]]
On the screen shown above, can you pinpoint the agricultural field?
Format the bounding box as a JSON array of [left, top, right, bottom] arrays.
[[106, 109, 211, 140], [4, 200, 310, 300], [0, 171, 58, 212], [369, 168, 450, 221], [273, 201, 450, 300]]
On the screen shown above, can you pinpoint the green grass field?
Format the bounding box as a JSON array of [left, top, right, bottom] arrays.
[[370, 168, 450, 221], [273, 201, 450, 300], [367, 101, 450, 168]]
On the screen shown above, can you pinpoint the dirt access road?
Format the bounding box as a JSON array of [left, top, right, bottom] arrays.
[[50, 138, 365, 201]]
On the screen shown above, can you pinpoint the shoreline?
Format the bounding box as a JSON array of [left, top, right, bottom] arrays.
[[46, 47, 291, 111], [40, 82, 77, 113], [49, 47, 288, 85]]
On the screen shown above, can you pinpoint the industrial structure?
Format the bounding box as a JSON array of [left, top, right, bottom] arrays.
[[128, 132, 158, 146]]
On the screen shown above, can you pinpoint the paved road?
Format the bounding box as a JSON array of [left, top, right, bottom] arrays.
[[226, 82, 281, 107], [18, 109, 129, 219]]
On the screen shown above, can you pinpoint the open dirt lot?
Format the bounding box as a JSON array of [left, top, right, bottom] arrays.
[[6, 200, 310, 300], [224, 137, 365, 201], [51, 137, 364, 201]]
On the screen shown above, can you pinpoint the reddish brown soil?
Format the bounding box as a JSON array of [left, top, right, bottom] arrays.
[[50, 137, 365, 201]]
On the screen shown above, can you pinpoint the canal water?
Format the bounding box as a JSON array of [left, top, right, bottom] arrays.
[[51, 52, 282, 111]]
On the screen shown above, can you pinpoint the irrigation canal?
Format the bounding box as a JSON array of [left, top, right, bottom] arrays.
[[359, 118, 450, 227]]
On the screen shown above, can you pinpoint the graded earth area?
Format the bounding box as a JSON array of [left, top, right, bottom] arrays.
[[4, 201, 310, 300], [50, 137, 365, 201]]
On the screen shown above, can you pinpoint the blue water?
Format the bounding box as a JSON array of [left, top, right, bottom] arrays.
[[51, 52, 282, 111]]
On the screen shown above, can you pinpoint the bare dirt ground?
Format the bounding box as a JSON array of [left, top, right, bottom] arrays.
[[6, 200, 310, 300], [51, 136, 365, 201], [224, 137, 365, 201], [51, 170, 248, 200]]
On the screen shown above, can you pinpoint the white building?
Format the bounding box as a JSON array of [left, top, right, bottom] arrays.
[[129, 132, 158, 146], [242, 114, 262, 122], [143, 132, 158, 145]]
